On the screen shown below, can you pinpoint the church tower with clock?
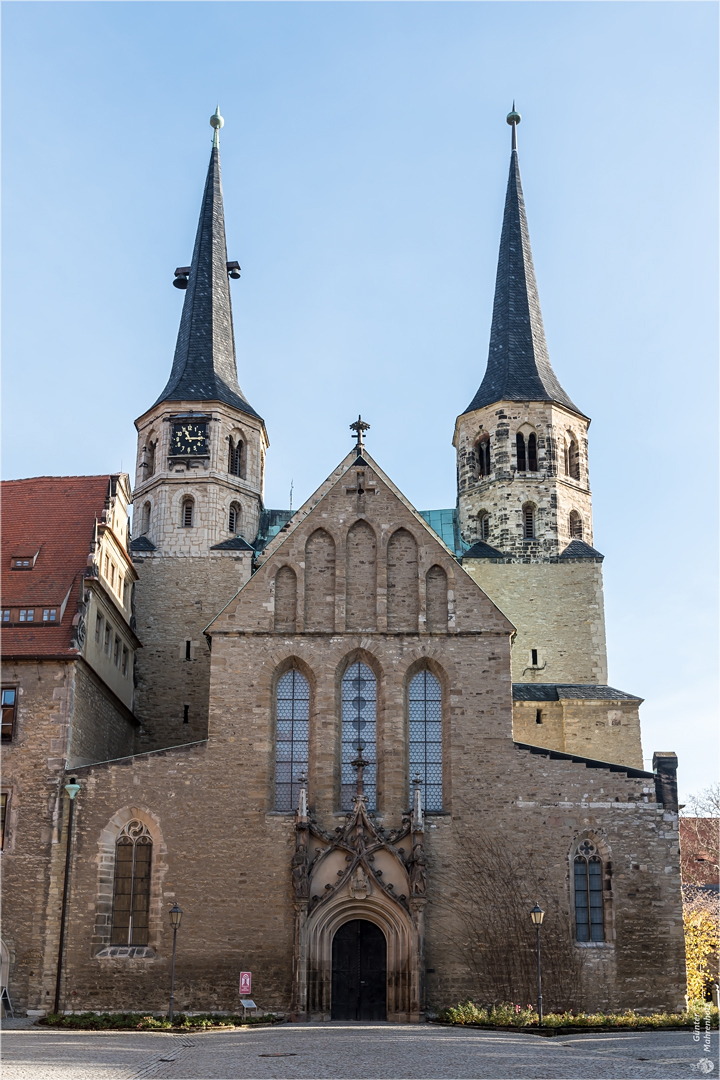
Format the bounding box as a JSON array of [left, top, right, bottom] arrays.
[[130, 109, 267, 747]]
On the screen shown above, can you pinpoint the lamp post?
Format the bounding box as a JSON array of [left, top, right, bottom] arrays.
[[168, 903, 183, 1023], [530, 902, 545, 1024], [54, 779, 81, 1015]]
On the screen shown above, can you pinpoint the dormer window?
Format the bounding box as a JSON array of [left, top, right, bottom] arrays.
[[18, 609, 34, 623], [42, 609, 57, 622], [11, 551, 38, 570]]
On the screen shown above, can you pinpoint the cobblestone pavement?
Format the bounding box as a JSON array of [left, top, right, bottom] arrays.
[[2, 1023, 718, 1080]]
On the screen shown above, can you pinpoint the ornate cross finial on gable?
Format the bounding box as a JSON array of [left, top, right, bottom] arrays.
[[350, 415, 370, 456]]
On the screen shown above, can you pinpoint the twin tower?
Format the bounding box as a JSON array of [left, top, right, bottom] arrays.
[[129, 108, 642, 769]]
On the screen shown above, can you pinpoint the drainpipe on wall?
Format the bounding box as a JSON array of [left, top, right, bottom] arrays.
[[53, 779, 80, 1015]]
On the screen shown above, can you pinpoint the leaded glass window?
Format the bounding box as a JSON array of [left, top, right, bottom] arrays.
[[275, 670, 309, 811], [341, 662, 376, 810], [408, 671, 442, 810], [574, 840, 604, 941], [111, 820, 152, 946]]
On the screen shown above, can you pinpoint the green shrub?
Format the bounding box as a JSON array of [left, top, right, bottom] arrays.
[[437, 999, 719, 1030], [41, 1011, 281, 1030]]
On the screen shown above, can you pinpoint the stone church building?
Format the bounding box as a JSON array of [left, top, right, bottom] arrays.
[[1, 109, 686, 1020]]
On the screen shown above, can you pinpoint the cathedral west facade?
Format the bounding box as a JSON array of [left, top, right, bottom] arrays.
[[1, 109, 686, 1019]]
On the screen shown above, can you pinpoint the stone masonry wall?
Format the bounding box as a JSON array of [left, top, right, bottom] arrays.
[[1, 660, 74, 1013], [67, 662, 139, 768], [57, 629, 684, 1017], [133, 399, 267, 553], [463, 560, 609, 685], [454, 401, 593, 558], [513, 699, 644, 770], [131, 552, 252, 749]]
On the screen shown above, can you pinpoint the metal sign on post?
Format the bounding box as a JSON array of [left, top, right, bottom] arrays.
[[239, 971, 252, 995]]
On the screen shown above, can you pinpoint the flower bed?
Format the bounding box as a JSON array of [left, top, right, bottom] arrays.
[[40, 1011, 283, 1031], [435, 999, 719, 1033]]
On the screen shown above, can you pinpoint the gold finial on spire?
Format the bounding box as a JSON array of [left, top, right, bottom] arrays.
[[506, 101, 521, 151], [210, 105, 224, 148]]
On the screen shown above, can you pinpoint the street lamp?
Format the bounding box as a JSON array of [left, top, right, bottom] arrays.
[[168, 903, 183, 1023], [530, 902, 545, 1024]]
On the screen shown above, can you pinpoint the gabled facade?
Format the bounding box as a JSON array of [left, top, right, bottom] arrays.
[[0, 110, 686, 1021]]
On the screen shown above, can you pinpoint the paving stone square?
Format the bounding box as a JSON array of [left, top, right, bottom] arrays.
[[2, 1022, 718, 1080]]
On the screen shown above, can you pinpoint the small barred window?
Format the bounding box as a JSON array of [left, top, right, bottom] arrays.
[[228, 503, 242, 534], [523, 505, 535, 540], [479, 514, 490, 541], [182, 500, 194, 528]]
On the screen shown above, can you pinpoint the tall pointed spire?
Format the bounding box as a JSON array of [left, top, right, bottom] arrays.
[[464, 107, 582, 417], [154, 110, 261, 419]]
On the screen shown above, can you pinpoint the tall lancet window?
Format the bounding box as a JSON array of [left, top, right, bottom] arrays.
[[341, 662, 376, 811], [574, 839, 605, 941], [408, 670, 442, 810], [275, 670, 309, 812], [516, 432, 527, 472], [111, 820, 152, 946]]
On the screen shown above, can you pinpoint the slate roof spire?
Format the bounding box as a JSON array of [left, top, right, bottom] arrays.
[[464, 108, 583, 417], [154, 110, 261, 419]]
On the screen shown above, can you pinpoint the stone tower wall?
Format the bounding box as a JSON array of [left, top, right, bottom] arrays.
[[454, 400, 592, 558], [133, 399, 267, 552], [463, 560, 608, 685], [131, 551, 252, 749]]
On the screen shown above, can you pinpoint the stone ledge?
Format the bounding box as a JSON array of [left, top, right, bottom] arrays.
[[94, 946, 156, 960]]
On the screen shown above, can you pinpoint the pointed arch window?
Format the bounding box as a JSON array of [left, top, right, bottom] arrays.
[[516, 432, 526, 472], [341, 662, 376, 811], [409, 670, 442, 810], [146, 440, 156, 479], [275, 670, 309, 812], [523, 504, 535, 540], [182, 499, 194, 528], [476, 437, 491, 478], [111, 820, 152, 946], [228, 437, 243, 478], [228, 502, 242, 534], [141, 501, 151, 536], [574, 839, 605, 941], [569, 510, 583, 540], [568, 438, 580, 480]]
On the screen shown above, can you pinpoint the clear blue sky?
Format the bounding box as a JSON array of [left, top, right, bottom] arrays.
[[3, 2, 717, 800]]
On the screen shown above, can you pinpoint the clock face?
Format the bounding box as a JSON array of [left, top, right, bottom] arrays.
[[171, 422, 209, 456]]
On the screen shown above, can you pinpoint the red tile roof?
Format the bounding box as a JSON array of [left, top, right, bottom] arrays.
[[1, 476, 113, 658]]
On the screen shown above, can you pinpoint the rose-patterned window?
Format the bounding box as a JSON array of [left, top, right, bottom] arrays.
[[275, 670, 309, 812], [111, 820, 152, 946], [574, 839, 604, 941], [408, 671, 442, 810], [341, 663, 376, 811]]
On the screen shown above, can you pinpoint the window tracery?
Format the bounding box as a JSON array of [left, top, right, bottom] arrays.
[[275, 670, 309, 812], [111, 820, 152, 946], [408, 670, 442, 810], [574, 839, 604, 941], [341, 662, 376, 811]]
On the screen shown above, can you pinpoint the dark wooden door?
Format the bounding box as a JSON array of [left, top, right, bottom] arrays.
[[331, 919, 387, 1021]]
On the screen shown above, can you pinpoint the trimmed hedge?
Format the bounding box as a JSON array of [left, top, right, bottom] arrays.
[[40, 1011, 282, 1031]]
